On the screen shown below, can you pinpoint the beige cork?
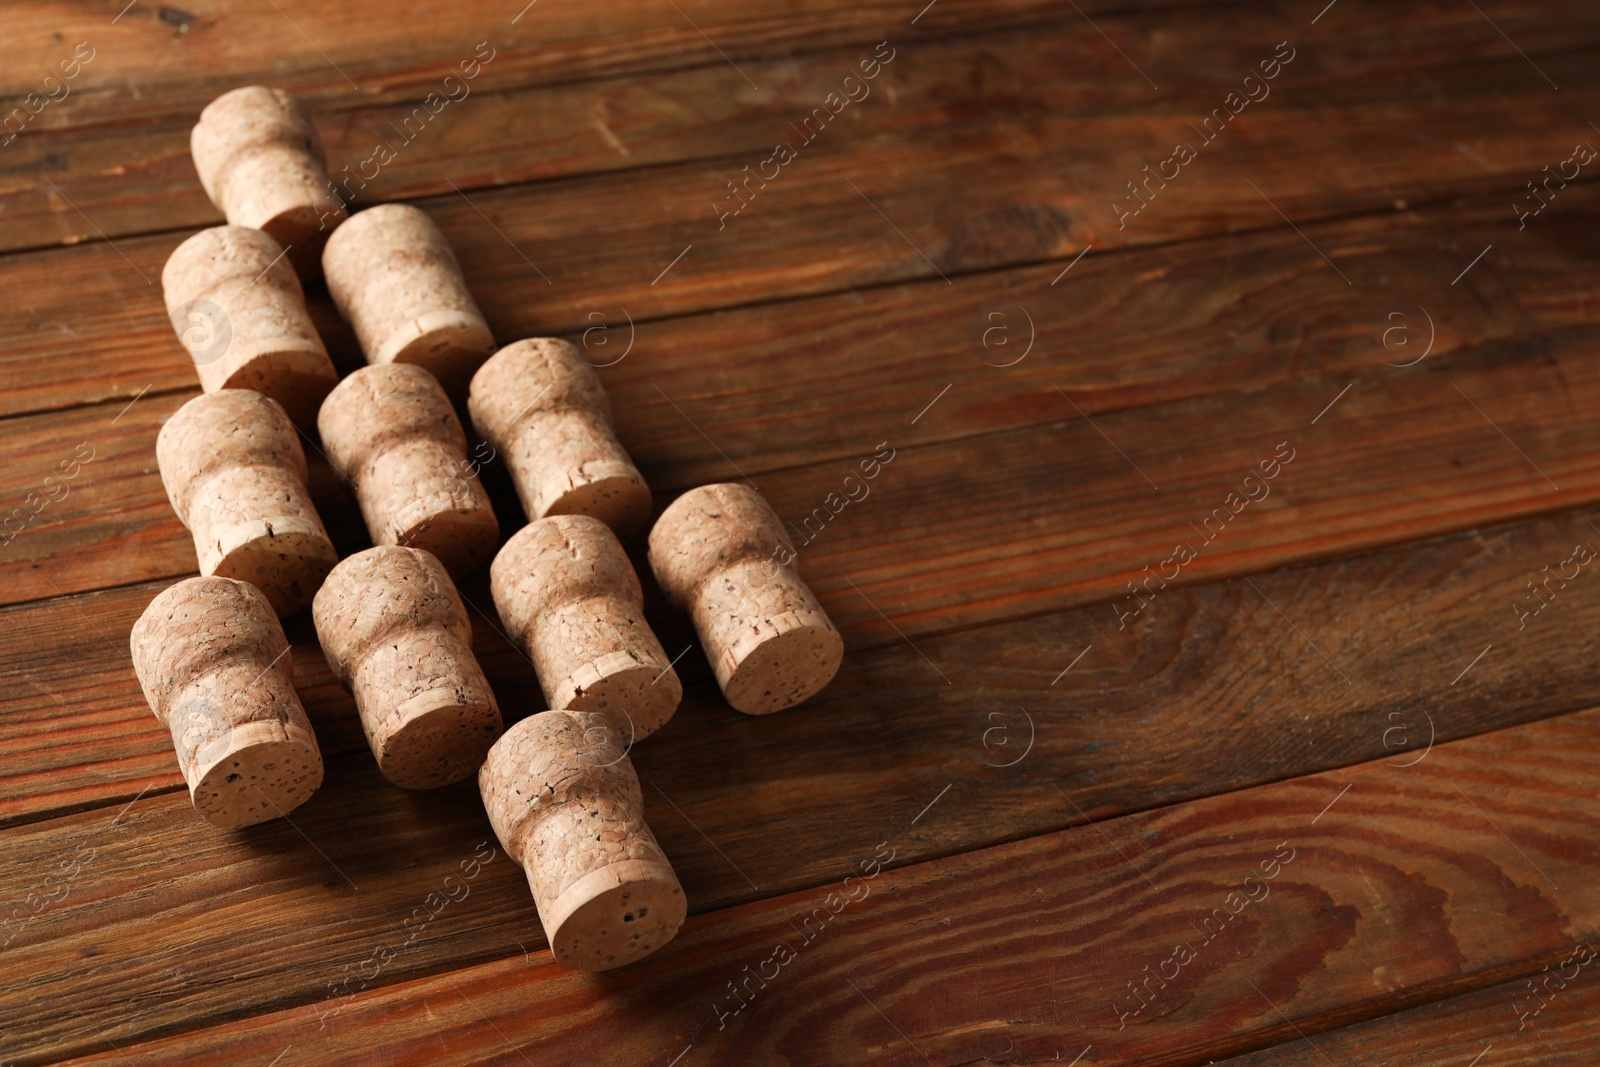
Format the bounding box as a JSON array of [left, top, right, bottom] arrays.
[[313, 546, 503, 789], [322, 203, 495, 396], [480, 710, 685, 970], [162, 225, 338, 429], [157, 390, 339, 617], [131, 576, 324, 828], [469, 338, 651, 539], [491, 515, 681, 743], [649, 483, 843, 715], [190, 86, 347, 280], [318, 364, 499, 577]]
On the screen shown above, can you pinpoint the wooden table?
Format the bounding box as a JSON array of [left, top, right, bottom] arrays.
[[3, 1, 1598, 1063]]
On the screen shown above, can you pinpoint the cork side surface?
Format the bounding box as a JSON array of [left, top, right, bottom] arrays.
[[190, 86, 346, 279], [162, 225, 335, 427], [477, 710, 685, 969], [468, 338, 649, 536], [649, 483, 842, 713], [314, 546, 503, 788], [130, 575, 324, 826], [491, 516, 679, 739]]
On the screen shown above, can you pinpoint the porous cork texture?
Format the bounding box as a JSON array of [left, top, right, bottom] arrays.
[[469, 338, 652, 539], [491, 515, 681, 742], [318, 364, 499, 577], [649, 483, 843, 715], [479, 710, 685, 970], [313, 546, 502, 790], [190, 86, 347, 280], [322, 203, 495, 395], [162, 225, 337, 428], [131, 576, 324, 828], [157, 390, 338, 616]]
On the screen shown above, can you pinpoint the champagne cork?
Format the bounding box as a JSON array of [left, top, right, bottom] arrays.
[[322, 203, 496, 395], [491, 515, 681, 742], [162, 224, 337, 429], [190, 86, 347, 279], [131, 575, 324, 828], [469, 338, 651, 539], [318, 364, 499, 577], [649, 483, 843, 715], [157, 389, 338, 616], [313, 546, 503, 789], [479, 710, 686, 970]]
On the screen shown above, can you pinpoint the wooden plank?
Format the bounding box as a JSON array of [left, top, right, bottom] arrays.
[[2, 5, 1594, 1055], [5, 22, 1599, 418], [7, 256, 1600, 637], [5, 2, 1594, 255], [27, 703, 1600, 1065], [604, 189, 1600, 494], [14, 410, 1600, 831], [0, 0, 1109, 132], [1215, 960, 1600, 1066], [1, 0, 1584, 134]]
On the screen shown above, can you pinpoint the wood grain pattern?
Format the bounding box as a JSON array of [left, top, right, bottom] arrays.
[[5, 17, 1599, 419], [12, 467, 1600, 833], [0, 0, 1102, 130], [8, 295, 1600, 643], [1216, 957, 1600, 1065], [35, 705, 1600, 1066], [3, 3, 1597, 1063], [8, 0, 1576, 137], [5, 2, 1593, 255], [9, 492, 1600, 1058]]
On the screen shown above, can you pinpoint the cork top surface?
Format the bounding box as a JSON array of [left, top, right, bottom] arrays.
[[156, 389, 310, 518], [648, 482, 795, 605], [490, 516, 643, 631], [317, 363, 466, 477], [130, 575, 291, 720], [477, 709, 638, 861], [161, 225, 307, 308], [190, 86, 327, 203], [322, 203, 468, 306], [467, 338, 613, 444], [312, 546, 474, 681]]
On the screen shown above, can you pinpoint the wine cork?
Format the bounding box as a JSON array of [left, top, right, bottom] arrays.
[[190, 85, 347, 279], [157, 389, 338, 616], [491, 515, 681, 742], [313, 546, 503, 789], [322, 203, 495, 395], [469, 338, 651, 539], [131, 576, 324, 828], [318, 364, 499, 577], [479, 710, 686, 970], [162, 224, 337, 429], [649, 483, 843, 715]]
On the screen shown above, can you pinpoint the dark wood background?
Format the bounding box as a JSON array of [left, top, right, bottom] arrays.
[[2, 0, 1598, 1063]]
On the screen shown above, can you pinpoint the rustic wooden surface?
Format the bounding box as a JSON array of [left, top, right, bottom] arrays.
[[2, 1, 1597, 1064]]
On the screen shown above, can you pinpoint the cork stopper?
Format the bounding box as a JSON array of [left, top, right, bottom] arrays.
[[157, 390, 339, 616], [162, 225, 338, 429], [649, 483, 843, 715], [317, 364, 499, 577], [189, 86, 347, 280], [469, 338, 652, 540], [322, 203, 496, 395], [131, 576, 324, 827], [491, 515, 681, 742], [312, 546, 502, 789], [479, 710, 686, 970]]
